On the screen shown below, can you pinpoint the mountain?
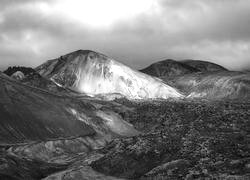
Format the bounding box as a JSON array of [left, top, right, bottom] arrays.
[[140, 59, 248, 100], [140, 59, 200, 77], [181, 60, 228, 72], [36, 50, 183, 99]]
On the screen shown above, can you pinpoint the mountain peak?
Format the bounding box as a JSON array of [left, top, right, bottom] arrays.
[[59, 49, 110, 64], [36, 50, 183, 99]]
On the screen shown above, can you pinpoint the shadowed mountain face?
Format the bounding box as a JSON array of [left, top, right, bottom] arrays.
[[140, 59, 200, 77], [0, 71, 140, 179], [181, 60, 228, 72], [36, 50, 183, 99], [0, 72, 139, 144], [0, 72, 94, 143]]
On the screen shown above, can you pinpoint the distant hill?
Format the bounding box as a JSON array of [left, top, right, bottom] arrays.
[[140, 59, 200, 77], [181, 60, 228, 72], [140, 59, 245, 100]]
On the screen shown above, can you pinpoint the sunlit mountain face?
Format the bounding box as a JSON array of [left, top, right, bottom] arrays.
[[36, 50, 183, 99]]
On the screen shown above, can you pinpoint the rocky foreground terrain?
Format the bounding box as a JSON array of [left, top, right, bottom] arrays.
[[0, 50, 249, 180], [92, 99, 250, 179]]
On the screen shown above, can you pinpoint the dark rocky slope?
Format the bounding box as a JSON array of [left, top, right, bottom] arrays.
[[3, 66, 69, 93], [0, 73, 94, 143]]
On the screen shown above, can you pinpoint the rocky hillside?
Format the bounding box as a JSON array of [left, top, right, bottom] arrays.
[[91, 99, 250, 179]]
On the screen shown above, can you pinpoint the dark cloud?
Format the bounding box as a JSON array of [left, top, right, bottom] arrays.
[[0, 0, 250, 71]]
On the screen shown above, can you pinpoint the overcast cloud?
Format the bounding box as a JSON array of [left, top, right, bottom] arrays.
[[0, 0, 250, 70]]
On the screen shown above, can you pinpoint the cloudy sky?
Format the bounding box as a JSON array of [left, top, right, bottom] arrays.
[[0, 0, 250, 70]]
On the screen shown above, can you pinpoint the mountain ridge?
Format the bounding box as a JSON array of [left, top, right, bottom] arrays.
[[181, 59, 228, 72]]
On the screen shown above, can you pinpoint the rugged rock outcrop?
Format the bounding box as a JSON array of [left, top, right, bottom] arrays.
[[10, 71, 25, 80]]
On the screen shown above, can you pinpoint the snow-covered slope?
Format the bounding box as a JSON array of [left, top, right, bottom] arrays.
[[36, 50, 183, 99]]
